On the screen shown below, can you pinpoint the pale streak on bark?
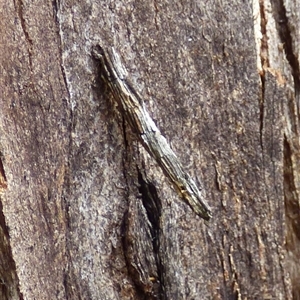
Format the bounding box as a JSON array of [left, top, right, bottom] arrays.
[[92, 45, 212, 220]]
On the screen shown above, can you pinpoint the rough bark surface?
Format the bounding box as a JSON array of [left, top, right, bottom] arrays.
[[0, 0, 299, 299]]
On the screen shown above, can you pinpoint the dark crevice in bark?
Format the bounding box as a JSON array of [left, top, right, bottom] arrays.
[[63, 265, 87, 300], [271, 1, 300, 298], [0, 155, 7, 190], [0, 153, 23, 299], [52, 0, 59, 23], [0, 154, 22, 300], [259, 74, 265, 152], [283, 138, 298, 217], [121, 210, 152, 300], [137, 170, 165, 300], [120, 115, 153, 299], [272, 0, 300, 98], [121, 161, 165, 299], [283, 136, 300, 299], [121, 207, 155, 300], [0, 200, 24, 300]]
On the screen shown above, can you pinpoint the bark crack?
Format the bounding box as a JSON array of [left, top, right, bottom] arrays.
[[0, 155, 7, 191], [0, 155, 22, 299], [283, 136, 300, 298], [137, 170, 165, 299], [259, 73, 265, 152], [272, 0, 300, 98]]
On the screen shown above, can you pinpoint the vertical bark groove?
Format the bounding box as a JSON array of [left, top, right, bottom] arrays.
[[272, 0, 300, 94]]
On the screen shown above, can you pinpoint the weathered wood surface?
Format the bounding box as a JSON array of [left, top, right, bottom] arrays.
[[0, 0, 299, 299]]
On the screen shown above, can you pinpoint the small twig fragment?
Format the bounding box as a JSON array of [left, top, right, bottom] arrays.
[[92, 45, 212, 220]]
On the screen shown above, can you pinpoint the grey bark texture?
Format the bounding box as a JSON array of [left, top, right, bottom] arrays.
[[0, 0, 299, 299]]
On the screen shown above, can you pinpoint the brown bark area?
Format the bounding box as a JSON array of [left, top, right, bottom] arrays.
[[0, 0, 70, 298], [0, 0, 298, 299]]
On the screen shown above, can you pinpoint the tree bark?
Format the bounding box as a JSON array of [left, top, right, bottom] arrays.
[[0, 0, 299, 299]]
